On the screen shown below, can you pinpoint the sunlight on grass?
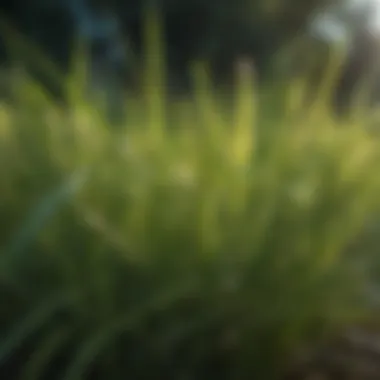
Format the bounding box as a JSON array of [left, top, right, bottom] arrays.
[[1, 10, 380, 380]]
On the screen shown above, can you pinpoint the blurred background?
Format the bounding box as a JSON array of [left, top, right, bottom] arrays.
[[1, 0, 380, 106]]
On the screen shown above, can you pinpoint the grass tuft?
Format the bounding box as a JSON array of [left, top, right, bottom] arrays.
[[1, 14, 380, 379]]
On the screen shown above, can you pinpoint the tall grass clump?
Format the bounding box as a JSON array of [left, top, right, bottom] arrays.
[[2, 11, 380, 380]]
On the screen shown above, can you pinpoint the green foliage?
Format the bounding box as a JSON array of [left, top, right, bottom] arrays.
[[1, 14, 380, 379]]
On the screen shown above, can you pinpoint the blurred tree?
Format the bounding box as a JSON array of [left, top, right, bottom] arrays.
[[0, 0, 357, 97], [101, 0, 345, 88]]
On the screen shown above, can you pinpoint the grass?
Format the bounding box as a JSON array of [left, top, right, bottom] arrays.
[[2, 15, 380, 379]]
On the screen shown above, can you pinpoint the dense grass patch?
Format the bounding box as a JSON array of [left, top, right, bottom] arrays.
[[2, 31, 380, 379]]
